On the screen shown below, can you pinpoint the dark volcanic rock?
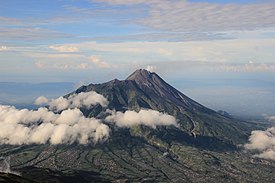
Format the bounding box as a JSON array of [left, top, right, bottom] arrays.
[[75, 69, 254, 146], [2, 69, 273, 183]]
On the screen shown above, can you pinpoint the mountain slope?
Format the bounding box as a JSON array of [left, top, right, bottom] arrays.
[[75, 69, 252, 148], [1, 69, 274, 182]]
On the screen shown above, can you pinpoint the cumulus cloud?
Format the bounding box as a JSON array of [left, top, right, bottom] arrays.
[[89, 55, 110, 68], [0, 105, 110, 145], [77, 63, 88, 70], [35, 96, 49, 105], [244, 127, 275, 160], [0, 92, 178, 145], [49, 45, 79, 52], [36, 91, 108, 112], [266, 115, 275, 122], [105, 109, 177, 128], [0, 46, 8, 51]]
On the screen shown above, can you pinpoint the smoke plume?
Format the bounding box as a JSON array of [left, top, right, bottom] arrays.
[[244, 127, 275, 160], [0, 105, 109, 145], [105, 109, 177, 128]]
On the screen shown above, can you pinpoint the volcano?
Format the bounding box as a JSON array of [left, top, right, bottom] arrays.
[[75, 69, 251, 148], [1, 69, 274, 183]]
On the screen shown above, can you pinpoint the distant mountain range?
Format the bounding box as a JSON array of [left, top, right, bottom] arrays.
[[0, 69, 274, 182]]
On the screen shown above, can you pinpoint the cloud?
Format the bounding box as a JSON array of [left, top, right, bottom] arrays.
[[77, 63, 89, 70], [89, 55, 110, 68], [0, 46, 9, 51], [97, 0, 275, 32], [35, 62, 89, 70], [28, 53, 84, 59], [0, 15, 84, 27], [214, 63, 275, 72], [105, 109, 178, 128], [36, 91, 108, 112], [49, 45, 79, 53], [94, 0, 158, 5], [35, 62, 46, 69], [268, 116, 275, 122], [35, 96, 49, 105], [61, 38, 275, 65], [91, 32, 232, 42], [244, 127, 275, 160], [0, 105, 110, 145], [0, 28, 72, 42], [0, 91, 179, 145], [30, 52, 90, 70], [146, 65, 155, 72], [262, 114, 275, 122]]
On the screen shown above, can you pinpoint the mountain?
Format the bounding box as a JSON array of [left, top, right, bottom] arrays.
[[1, 69, 274, 182], [75, 69, 252, 149]]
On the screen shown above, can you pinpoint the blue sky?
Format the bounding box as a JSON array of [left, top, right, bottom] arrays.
[[1, 0, 275, 117]]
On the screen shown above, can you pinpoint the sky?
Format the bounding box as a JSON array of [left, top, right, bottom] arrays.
[[1, 0, 275, 117]]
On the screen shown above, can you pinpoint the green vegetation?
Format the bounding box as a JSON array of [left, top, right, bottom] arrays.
[[1, 70, 274, 182]]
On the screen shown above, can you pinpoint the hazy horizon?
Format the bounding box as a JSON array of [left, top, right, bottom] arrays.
[[1, 69, 275, 118], [1, 0, 275, 118]]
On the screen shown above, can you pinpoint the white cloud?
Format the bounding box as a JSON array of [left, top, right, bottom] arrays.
[[35, 62, 46, 69], [244, 127, 275, 160], [30, 53, 84, 59], [30, 52, 90, 70], [0, 28, 72, 41], [105, 109, 178, 128], [35, 96, 49, 105], [36, 91, 108, 112], [214, 63, 275, 72], [15, 38, 275, 73], [97, 0, 275, 32], [89, 55, 110, 68], [65, 38, 275, 65], [0, 46, 8, 51], [146, 65, 155, 72], [0, 105, 110, 145], [94, 0, 159, 5], [77, 63, 88, 70], [268, 116, 275, 122], [49, 45, 79, 53]]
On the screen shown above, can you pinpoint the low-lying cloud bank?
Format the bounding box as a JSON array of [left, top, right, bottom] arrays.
[[35, 91, 108, 112], [106, 109, 177, 128], [0, 91, 178, 145], [0, 105, 109, 145], [267, 116, 275, 122], [244, 127, 275, 160]]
